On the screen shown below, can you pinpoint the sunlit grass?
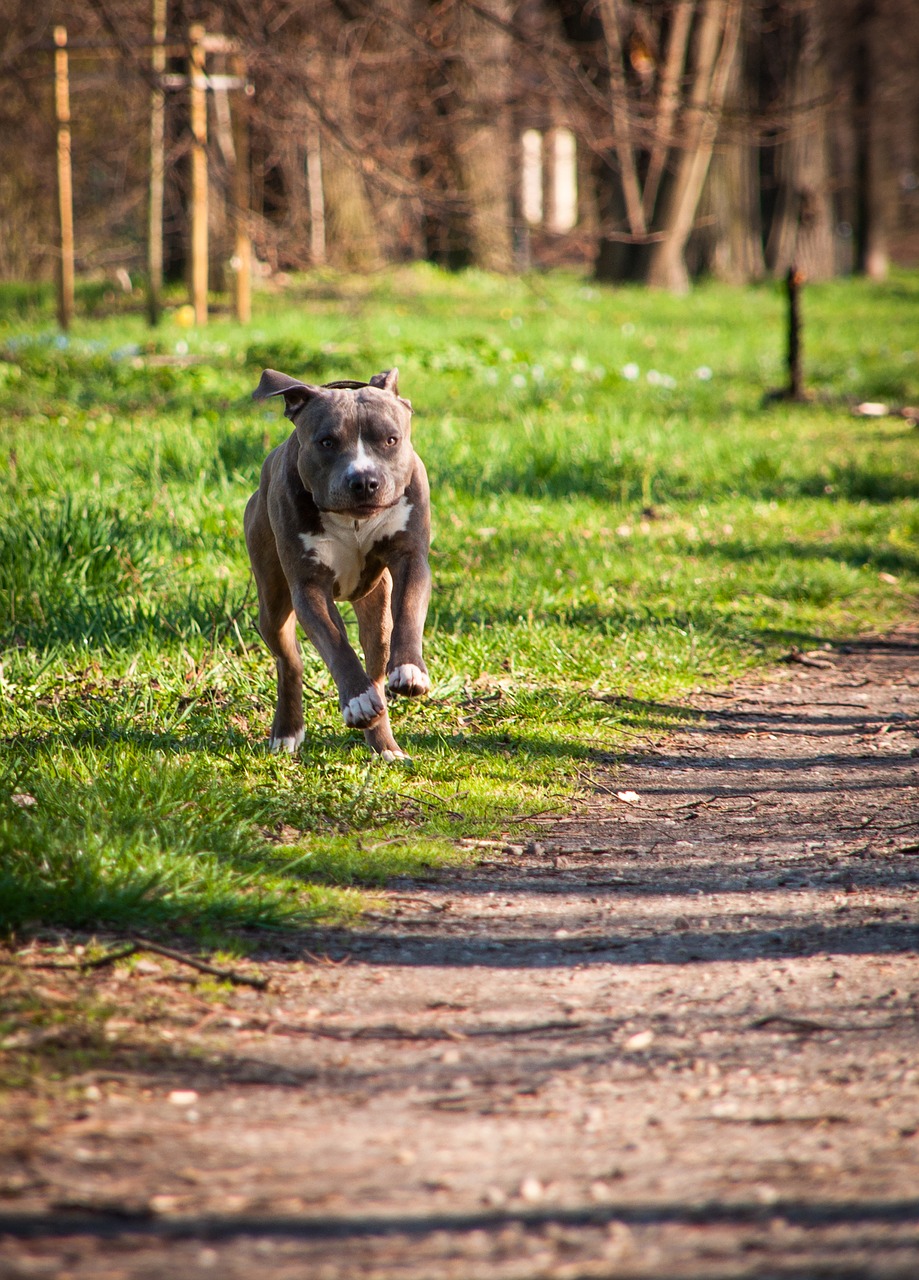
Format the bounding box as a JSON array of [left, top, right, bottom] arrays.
[[1, 266, 917, 936]]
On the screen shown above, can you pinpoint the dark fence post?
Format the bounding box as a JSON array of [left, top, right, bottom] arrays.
[[786, 265, 805, 400]]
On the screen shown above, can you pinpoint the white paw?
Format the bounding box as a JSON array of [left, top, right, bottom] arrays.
[[269, 730, 304, 755], [342, 688, 385, 728], [387, 664, 431, 697], [379, 748, 412, 765]]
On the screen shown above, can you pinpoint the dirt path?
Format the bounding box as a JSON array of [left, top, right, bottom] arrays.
[[2, 629, 919, 1279]]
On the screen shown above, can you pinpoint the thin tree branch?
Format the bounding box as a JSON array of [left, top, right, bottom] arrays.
[[649, 0, 742, 286]]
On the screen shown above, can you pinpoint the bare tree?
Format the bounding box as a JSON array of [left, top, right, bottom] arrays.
[[448, 0, 515, 271], [840, 0, 915, 280], [693, 17, 766, 284], [645, 0, 743, 289], [552, 0, 743, 289]]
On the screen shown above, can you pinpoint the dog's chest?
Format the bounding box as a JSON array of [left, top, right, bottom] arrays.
[[299, 500, 412, 598]]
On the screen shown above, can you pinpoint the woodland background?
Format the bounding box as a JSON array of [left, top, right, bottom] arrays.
[[1, 0, 918, 295]]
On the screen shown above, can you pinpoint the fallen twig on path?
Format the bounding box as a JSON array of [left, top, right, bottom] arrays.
[[79, 945, 138, 970], [751, 1014, 836, 1034], [839, 800, 911, 832], [3, 939, 269, 991], [384, 895, 453, 912], [587, 781, 759, 818], [126, 938, 269, 991], [782, 648, 836, 669], [751, 1014, 899, 1035]]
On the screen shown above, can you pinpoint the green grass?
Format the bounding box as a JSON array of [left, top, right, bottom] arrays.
[[1, 265, 917, 937]]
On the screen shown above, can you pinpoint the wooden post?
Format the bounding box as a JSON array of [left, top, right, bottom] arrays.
[[306, 124, 326, 266], [189, 24, 208, 325], [231, 53, 251, 324], [53, 26, 75, 330], [786, 265, 805, 400], [147, 0, 167, 325]]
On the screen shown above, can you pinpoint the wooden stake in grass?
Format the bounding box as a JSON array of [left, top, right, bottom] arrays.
[[189, 24, 208, 327], [786, 264, 806, 400], [231, 52, 252, 325], [146, 0, 167, 326], [53, 26, 75, 331], [306, 124, 326, 267]]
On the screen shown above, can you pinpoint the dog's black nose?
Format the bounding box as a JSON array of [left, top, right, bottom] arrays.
[[349, 474, 379, 497]]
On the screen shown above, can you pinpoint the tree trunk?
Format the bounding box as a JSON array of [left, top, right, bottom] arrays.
[[852, 0, 890, 278], [451, 0, 514, 271], [647, 0, 742, 291], [555, 0, 742, 288], [319, 53, 382, 272], [697, 11, 765, 282], [763, 0, 836, 281]]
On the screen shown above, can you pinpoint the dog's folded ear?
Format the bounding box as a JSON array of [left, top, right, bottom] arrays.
[[369, 368, 399, 394], [252, 369, 322, 420], [369, 368, 412, 413]]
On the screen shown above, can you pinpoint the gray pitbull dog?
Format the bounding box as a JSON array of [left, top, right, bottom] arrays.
[[245, 368, 431, 761]]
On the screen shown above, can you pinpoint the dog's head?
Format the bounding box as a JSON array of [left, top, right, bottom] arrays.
[[253, 368, 415, 517]]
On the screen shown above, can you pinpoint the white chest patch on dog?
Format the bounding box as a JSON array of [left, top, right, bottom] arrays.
[[299, 499, 412, 598]]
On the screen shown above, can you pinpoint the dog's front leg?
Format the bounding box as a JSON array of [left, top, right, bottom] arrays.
[[291, 583, 386, 731], [386, 552, 432, 698], [352, 573, 408, 760]]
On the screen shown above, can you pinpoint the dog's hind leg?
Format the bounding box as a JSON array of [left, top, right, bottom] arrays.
[[352, 573, 406, 761]]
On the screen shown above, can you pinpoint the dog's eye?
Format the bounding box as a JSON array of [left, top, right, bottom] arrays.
[[317, 437, 334, 449], [386, 435, 399, 447]]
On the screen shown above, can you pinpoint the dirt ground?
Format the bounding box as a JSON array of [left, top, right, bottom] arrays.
[[2, 628, 919, 1280]]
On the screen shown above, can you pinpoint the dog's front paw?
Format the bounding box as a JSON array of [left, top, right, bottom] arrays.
[[342, 687, 386, 728], [269, 729, 305, 755], [387, 663, 431, 698]]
